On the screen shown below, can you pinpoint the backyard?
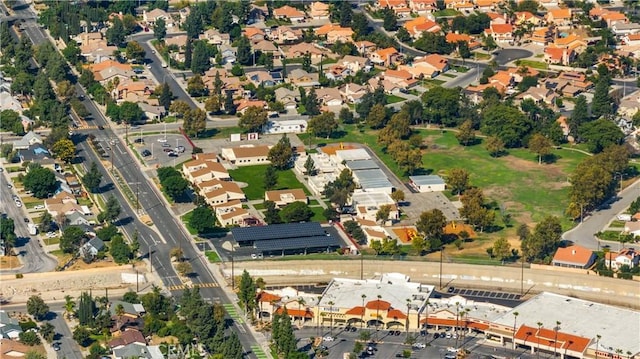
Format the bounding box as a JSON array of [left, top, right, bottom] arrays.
[[228, 165, 310, 201]]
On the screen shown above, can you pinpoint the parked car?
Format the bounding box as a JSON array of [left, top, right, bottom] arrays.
[[23, 217, 29, 223], [168, 152, 178, 157], [141, 149, 151, 157], [134, 138, 144, 143], [447, 347, 459, 353], [163, 148, 173, 153], [98, 125, 104, 130], [33, 205, 44, 210], [162, 143, 171, 148], [323, 336, 334, 342], [412, 343, 426, 349], [52, 342, 61, 351]]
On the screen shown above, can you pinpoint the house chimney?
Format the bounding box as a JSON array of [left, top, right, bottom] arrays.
[[572, 249, 576, 255]]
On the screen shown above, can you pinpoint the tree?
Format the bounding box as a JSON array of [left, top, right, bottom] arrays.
[[170, 247, 184, 262], [239, 107, 268, 133], [154, 17, 167, 41], [302, 52, 312, 72], [191, 40, 211, 74], [492, 238, 511, 260], [382, 7, 398, 31], [52, 138, 76, 163], [304, 88, 320, 116], [580, 118, 625, 153], [421, 86, 462, 126], [236, 36, 252, 65], [0, 217, 16, 256], [190, 206, 216, 233], [183, 108, 207, 137], [176, 261, 193, 276], [27, 295, 49, 321], [264, 165, 278, 190], [23, 164, 57, 198], [447, 168, 470, 195], [485, 135, 506, 157], [187, 75, 207, 97], [162, 175, 189, 201], [528, 133, 553, 164], [396, 27, 411, 42], [280, 202, 314, 223], [308, 111, 338, 139], [110, 235, 132, 264], [238, 270, 256, 313], [568, 95, 589, 139], [73, 326, 91, 347], [391, 190, 405, 204], [264, 200, 282, 224], [106, 18, 125, 46], [304, 156, 316, 176], [367, 103, 387, 129], [268, 135, 294, 170], [376, 205, 392, 224], [460, 187, 494, 232], [19, 331, 41, 346], [205, 95, 222, 114], [591, 76, 612, 118], [455, 119, 476, 146], [339, 107, 355, 124], [416, 209, 446, 240], [481, 104, 533, 148], [82, 162, 102, 193], [56, 80, 75, 102], [521, 216, 562, 262], [38, 212, 55, 233], [98, 196, 121, 223], [125, 41, 145, 63], [156, 83, 173, 110], [60, 225, 85, 253], [118, 101, 144, 125], [170, 100, 191, 117]]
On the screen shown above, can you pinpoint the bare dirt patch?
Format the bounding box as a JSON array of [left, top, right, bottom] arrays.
[[501, 155, 567, 182], [0, 255, 22, 269]]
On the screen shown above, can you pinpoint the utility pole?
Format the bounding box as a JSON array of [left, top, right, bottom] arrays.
[[439, 246, 444, 289]]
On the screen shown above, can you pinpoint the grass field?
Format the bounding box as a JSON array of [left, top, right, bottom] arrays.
[[180, 211, 197, 235], [205, 250, 221, 263], [229, 165, 309, 200], [385, 94, 406, 104], [515, 59, 549, 70]]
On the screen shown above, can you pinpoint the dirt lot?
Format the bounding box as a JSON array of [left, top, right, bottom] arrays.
[[0, 255, 22, 269]]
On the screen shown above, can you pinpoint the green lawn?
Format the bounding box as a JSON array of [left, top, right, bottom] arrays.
[[385, 94, 406, 104], [473, 52, 492, 60], [450, 65, 470, 73], [433, 8, 461, 17], [180, 211, 197, 235], [515, 59, 549, 70], [228, 165, 309, 200], [309, 206, 326, 222], [205, 250, 221, 263]]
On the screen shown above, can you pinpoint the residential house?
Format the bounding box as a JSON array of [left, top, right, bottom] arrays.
[[315, 87, 343, 106], [378, 0, 408, 10], [604, 248, 640, 270], [486, 12, 507, 24], [113, 343, 164, 359], [178, 6, 191, 23], [108, 301, 145, 318], [324, 64, 353, 81], [12, 131, 42, 150], [143, 8, 174, 27], [0, 92, 22, 112], [79, 237, 105, 260], [404, 16, 441, 39], [544, 46, 575, 65], [353, 41, 377, 55], [263, 119, 308, 134], [113, 80, 154, 104], [265, 189, 308, 208], [197, 179, 245, 205], [622, 33, 640, 46], [274, 87, 299, 110], [138, 103, 166, 122], [218, 207, 251, 227], [381, 69, 418, 89], [400, 53, 449, 78], [315, 24, 355, 44], [200, 28, 231, 45], [612, 22, 640, 36], [235, 99, 268, 115], [165, 34, 188, 49], [339, 83, 368, 103], [81, 39, 118, 63], [409, 0, 436, 14], [551, 245, 596, 269], [90, 60, 134, 83], [0, 311, 22, 339], [286, 42, 327, 63], [272, 26, 303, 44], [618, 89, 640, 117], [309, 1, 330, 19], [221, 145, 272, 166], [340, 55, 371, 73], [484, 23, 514, 43], [108, 329, 146, 350], [18, 144, 56, 169], [601, 11, 628, 27], [67, 211, 91, 226], [273, 5, 306, 22], [514, 11, 541, 26], [553, 34, 587, 53], [0, 339, 39, 357], [446, 33, 481, 50], [516, 86, 557, 106], [253, 40, 282, 60], [475, 0, 500, 12], [288, 69, 320, 87], [545, 8, 572, 27], [44, 192, 81, 217], [243, 27, 266, 44], [247, 70, 281, 87], [530, 27, 555, 46], [369, 47, 401, 67], [538, 0, 559, 7]]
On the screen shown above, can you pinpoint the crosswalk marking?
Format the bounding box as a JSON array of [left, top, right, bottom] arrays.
[[167, 282, 219, 291], [251, 345, 268, 359]]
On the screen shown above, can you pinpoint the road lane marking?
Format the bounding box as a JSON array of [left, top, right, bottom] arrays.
[[167, 282, 219, 291]]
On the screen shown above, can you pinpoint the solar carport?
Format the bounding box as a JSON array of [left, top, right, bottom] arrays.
[[231, 222, 343, 256]]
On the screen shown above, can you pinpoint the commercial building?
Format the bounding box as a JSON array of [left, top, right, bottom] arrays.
[[409, 175, 446, 192]]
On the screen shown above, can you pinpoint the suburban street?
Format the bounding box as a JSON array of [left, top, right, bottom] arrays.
[[0, 165, 58, 273]]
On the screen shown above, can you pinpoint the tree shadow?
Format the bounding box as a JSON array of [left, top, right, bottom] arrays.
[[411, 168, 433, 176], [44, 311, 58, 321], [97, 183, 114, 194], [115, 216, 134, 226], [541, 153, 558, 164], [198, 128, 221, 139]]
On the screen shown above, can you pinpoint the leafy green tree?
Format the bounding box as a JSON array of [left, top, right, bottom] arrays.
[[236, 36, 252, 65], [106, 18, 125, 46], [268, 135, 294, 170], [191, 40, 211, 74], [304, 88, 320, 116], [396, 26, 411, 42], [39, 322, 55, 342], [96, 225, 119, 242], [98, 196, 121, 223], [189, 206, 216, 234], [77, 292, 95, 326], [324, 169, 356, 208], [382, 7, 397, 31], [118, 102, 144, 125], [367, 103, 387, 129], [183, 108, 207, 137], [339, 107, 355, 124], [73, 325, 91, 347], [568, 95, 589, 139], [60, 225, 85, 253], [38, 212, 55, 233], [376, 204, 392, 223], [485, 135, 506, 157], [304, 156, 316, 176], [0, 217, 16, 256], [455, 119, 476, 146], [308, 111, 338, 139], [125, 41, 145, 62], [481, 104, 533, 148], [156, 83, 173, 110], [580, 118, 625, 153], [19, 331, 41, 345], [280, 202, 314, 223], [264, 165, 278, 190], [27, 295, 49, 321], [591, 76, 613, 118], [416, 209, 446, 240], [187, 74, 207, 97], [492, 238, 511, 260], [52, 138, 76, 163], [421, 86, 462, 127], [169, 100, 191, 117], [162, 175, 189, 201], [460, 188, 495, 232], [154, 17, 167, 41], [239, 106, 268, 133], [264, 200, 282, 224], [109, 235, 132, 264], [447, 168, 470, 195], [525, 132, 552, 164], [23, 164, 57, 198], [521, 216, 562, 262], [238, 270, 256, 313]]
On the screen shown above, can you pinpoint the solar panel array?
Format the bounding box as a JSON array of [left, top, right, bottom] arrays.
[[253, 235, 342, 252], [231, 222, 325, 243]]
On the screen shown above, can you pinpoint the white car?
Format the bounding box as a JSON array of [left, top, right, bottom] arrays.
[[412, 343, 426, 349], [157, 138, 168, 143], [323, 336, 335, 342], [33, 205, 45, 210], [447, 347, 460, 353], [15, 201, 22, 208]]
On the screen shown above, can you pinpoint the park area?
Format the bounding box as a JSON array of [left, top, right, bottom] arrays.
[[228, 165, 310, 201]]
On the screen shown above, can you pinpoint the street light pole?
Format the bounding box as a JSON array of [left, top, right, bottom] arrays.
[[439, 246, 444, 289]]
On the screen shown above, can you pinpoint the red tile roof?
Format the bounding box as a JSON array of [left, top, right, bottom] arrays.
[[276, 307, 314, 318], [552, 245, 594, 266], [387, 309, 407, 319], [515, 325, 590, 353], [346, 306, 366, 316], [257, 291, 282, 303], [366, 299, 391, 311]]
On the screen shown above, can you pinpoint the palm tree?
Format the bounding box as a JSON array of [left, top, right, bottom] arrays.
[[512, 311, 519, 350], [375, 294, 382, 340], [361, 294, 367, 329], [461, 308, 470, 348], [536, 322, 543, 359], [297, 298, 306, 326], [64, 295, 76, 320], [595, 334, 601, 359], [328, 301, 335, 337], [554, 321, 561, 358], [454, 302, 461, 348], [405, 299, 411, 339]]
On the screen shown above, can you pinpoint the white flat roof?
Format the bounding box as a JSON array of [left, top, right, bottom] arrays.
[[335, 149, 370, 162], [351, 191, 395, 207], [353, 169, 394, 189], [319, 273, 434, 313], [492, 292, 640, 356], [410, 175, 445, 186]]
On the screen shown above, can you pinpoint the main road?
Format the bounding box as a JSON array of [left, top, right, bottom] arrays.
[[10, 0, 265, 357]]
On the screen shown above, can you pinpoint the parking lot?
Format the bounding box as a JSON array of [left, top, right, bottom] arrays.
[[131, 133, 191, 169]]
